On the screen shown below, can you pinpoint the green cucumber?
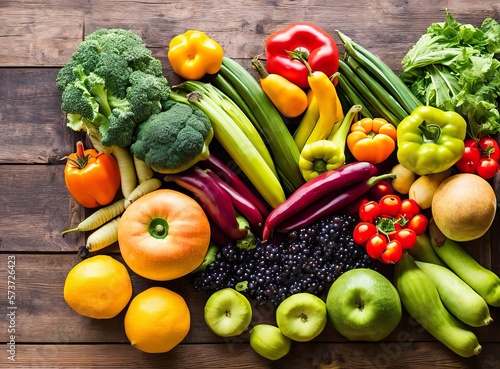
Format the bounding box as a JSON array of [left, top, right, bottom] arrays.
[[429, 221, 500, 307], [394, 253, 481, 358], [216, 57, 305, 195], [415, 260, 492, 327]]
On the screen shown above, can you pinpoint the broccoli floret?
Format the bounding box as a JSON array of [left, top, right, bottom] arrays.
[[60, 82, 98, 120], [85, 28, 153, 67], [93, 52, 132, 99], [100, 109, 137, 148], [130, 100, 214, 174], [56, 28, 170, 148], [127, 70, 170, 122], [70, 39, 102, 72]]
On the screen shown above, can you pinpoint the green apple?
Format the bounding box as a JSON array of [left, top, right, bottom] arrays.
[[276, 292, 327, 342], [204, 288, 252, 337], [326, 268, 402, 341], [249, 324, 291, 361]]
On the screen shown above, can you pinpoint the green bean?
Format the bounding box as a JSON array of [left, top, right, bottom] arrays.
[[345, 56, 408, 122], [337, 30, 422, 114], [338, 59, 401, 126], [337, 73, 374, 119]]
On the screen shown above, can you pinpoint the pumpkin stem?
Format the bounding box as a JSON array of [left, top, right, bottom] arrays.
[[149, 218, 169, 239]]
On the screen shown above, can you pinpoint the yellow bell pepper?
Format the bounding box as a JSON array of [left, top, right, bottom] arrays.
[[168, 30, 224, 80]]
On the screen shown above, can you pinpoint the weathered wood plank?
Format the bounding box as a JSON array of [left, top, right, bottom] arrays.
[[0, 1, 84, 66], [2, 342, 499, 368], [0, 68, 78, 164], [0, 165, 85, 252], [0, 254, 498, 346], [1, 0, 498, 70], [1, 0, 500, 367]]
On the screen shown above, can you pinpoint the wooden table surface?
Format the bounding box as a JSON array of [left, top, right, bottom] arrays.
[[1, 0, 499, 368]]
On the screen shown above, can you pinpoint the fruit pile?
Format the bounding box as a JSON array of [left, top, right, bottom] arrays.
[[58, 12, 500, 362]]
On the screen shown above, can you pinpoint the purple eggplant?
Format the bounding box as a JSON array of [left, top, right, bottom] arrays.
[[275, 173, 395, 234], [164, 166, 247, 241], [262, 162, 379, 241], [199, 155, 270, 217], [209, 219, 232, 247], [205, 169, 264, 229]]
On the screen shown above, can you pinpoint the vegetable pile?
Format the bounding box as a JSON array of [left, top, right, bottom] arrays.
[[58, 13, 500, 360]]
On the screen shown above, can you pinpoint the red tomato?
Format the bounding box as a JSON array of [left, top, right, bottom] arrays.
[[478, 137, 500, 161], [406, 214, 429, 235], [399, 198, 420, 219], [477, 157, 499, 179], [353, 222, 378, 245], [365, 233, 387, 259], [368, 180, 394, 202], [392, 228, 417, 250], [379, 240, 403, 264], [359, 201, 381, 223], [455, 144, 480, 174], [378, 194, 402, 217]]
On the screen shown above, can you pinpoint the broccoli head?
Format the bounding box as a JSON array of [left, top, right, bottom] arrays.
[[130, 100, 214, 174], [56, 28, 170, 149]]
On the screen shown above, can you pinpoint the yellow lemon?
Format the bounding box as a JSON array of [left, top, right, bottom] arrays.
[[63, 255, 133, 319], [124, 286, 191, 353]]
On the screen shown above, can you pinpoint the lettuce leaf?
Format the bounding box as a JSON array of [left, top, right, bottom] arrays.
[[401, 10, 500, 137]]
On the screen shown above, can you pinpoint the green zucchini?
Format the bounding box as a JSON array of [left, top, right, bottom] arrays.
[[415, 260, 492, 327], [429, 221, 500, 307], [394, 253, 482, 357], [217, 57, 305, 195]]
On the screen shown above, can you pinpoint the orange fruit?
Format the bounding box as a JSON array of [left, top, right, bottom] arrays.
[[63, 255, 133, 319], [118, 189, 211, 281], [124, 286, 191, 353]]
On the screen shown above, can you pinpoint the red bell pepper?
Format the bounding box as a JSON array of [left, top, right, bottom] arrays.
[[264, 22, 339, 89]]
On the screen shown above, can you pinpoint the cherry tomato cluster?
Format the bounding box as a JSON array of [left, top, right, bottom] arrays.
[[353, 194, 429, 264], [455, 137, 500, 179]]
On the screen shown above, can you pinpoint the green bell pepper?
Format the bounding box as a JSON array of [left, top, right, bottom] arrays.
[[397, 106, 466, 175]]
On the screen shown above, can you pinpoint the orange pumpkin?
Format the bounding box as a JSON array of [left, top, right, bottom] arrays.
[[118, 189, 211, 281]]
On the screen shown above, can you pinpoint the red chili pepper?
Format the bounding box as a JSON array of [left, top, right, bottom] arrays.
[[264, 22, 339, 89]]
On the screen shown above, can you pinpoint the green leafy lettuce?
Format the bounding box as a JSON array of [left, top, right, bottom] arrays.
[[401, 10, 500, 137]]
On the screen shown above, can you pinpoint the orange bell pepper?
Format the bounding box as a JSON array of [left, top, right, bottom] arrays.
[[64, 141, 121, 208], [347, 117, 397, 164]]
